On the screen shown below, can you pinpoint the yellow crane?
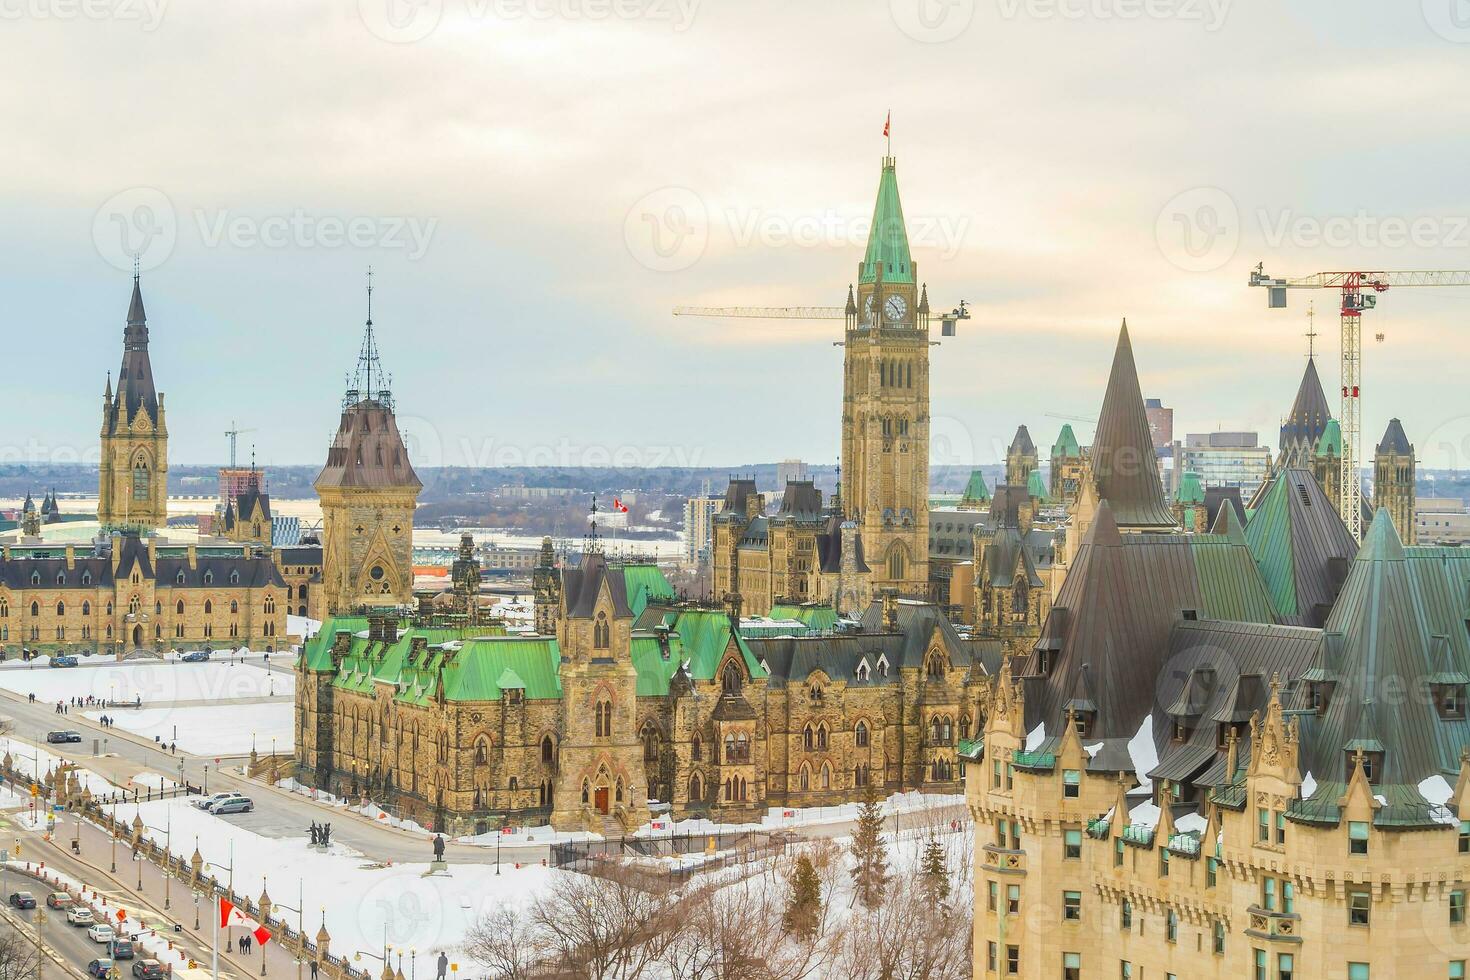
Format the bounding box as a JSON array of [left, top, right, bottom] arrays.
[[673, 299, 971, 336]]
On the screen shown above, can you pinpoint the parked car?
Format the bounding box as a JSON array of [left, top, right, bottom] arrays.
[[131, 960, 165, 980], [8, 892, 35, 909], [68, 906, 96, 925], [87, 923, 116, 944], [49, 656, 79, 668], [181, 651, 210, 663], [87, 959, 114, 978], [110, 940, 135, 960], [208, 795, 253, 815], [45, 731, 82, 744], [193, 793, 236, 810], [45, 891, 71, 909]]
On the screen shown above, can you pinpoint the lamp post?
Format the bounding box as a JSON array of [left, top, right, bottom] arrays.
[[193, 891, 201, 930], [133, 848, 143, 891], [142, 813, 172, 908]]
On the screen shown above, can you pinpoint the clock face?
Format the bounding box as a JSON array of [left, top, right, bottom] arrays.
[[884, 295, 908, 322], [863, 294, 876, 324]]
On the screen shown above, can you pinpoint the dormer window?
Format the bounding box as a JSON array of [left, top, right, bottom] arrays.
[[809, 683, 824, 704], [81, 571, 91, 586], [230, 570, 239, 585], [855, 659, 870, 681], [1074, 711, 1094, 739], [203, 570, 213, 585], [55, 572, 65, 586], [176, 570, 186, 585], [30, 572, 39, 586], [876, 654, 889, 678], [1433, 683, 1468, 721], [1172, 720, 1190, 743]]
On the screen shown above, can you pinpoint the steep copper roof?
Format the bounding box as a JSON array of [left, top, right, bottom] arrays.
[[1089, 321, 1176, 531], [314, 401, 421, 491], [1279, 357, 1331, 463], [1009, 425, 1035, 455], [1376, 417, 1413, 456], [110, 277, 160, 429]]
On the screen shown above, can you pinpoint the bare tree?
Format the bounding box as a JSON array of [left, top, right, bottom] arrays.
[[0, 930, 41, 980], [833, 876, 972, 980], [461, 905, 544, 980]]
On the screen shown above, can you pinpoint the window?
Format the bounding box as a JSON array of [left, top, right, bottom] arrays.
[[132, 457, 150, 501], [1348, 889, 1371, 926], [855, 721, 869, 748], [1063, 953, 1081, 980], [1276, 811, 1286, 845], [1159, 847, 1170, 876], [1115, 838, 1125, 868], [1452, 890, 1466, 925], [1121, 963, 1132, 980], [1212, 920, 1225, 955], [1005, 946, 1018, 976], [987, 880, 997, 911], [1064, 829, 1082, 859], [176, 599, 185, 615], [55, 601, 64, 617], [1277, 953, 1294, 980], [691, 735, 701, 761], [541, 735, 556, 764], [1207, 856, 1218, 887], [1063, 891, 1081, 921], [720, 660, 742, 695], [1258, 807, 1271, 842], [817, 723, 829, 750], [1253, 949, 1267, 980], [1348, 965, 1369, 980], [1120, 899, 1132, 929], [986, 943, 996, 973], [593, 612, 610, 649], [1450, 961, 1465, 980], [1283, 880, 1295, 914], [1262, 876, 1277, 911], [1166, 909, 1178, 942], [1461, 821, 1470, 854], [1063, 770, 1080, 799], [594, 699, 612, 738], [1349, 821, 1369, 855], [1006, 884, 1020, 914]]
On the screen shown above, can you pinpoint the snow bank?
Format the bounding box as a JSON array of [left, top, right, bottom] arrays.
[[0, 660, 294, 706], [83, 703, 294, 756], [1127, 714, 1157, 789], [1025, 722, 1046, 752], [1300, 771, 1317, 800]]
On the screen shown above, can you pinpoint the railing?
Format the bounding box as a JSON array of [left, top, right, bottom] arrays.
[[1121, 824, 1156, 846], [1245, 906, 1302, 943], [1010, 751, 1055, 770]]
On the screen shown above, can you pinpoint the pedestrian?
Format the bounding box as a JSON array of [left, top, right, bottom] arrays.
[[309, 961, 318, 980], [437, 951, 448, 980]]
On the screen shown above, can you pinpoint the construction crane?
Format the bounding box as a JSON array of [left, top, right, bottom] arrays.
[[224, 420, 257, 468], [673, 300, 972, 336], [1249, 265, 1470, 539]]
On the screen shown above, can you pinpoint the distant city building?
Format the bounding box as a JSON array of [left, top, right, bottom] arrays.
[[1416, 497, 1470, 544], [774, 459, 809, 492], [682, 495, 719, 566], [218, 467, 264, 508], [1179, 431, 1271, 493], [1144, 396, 1173, 450], [496, 486, 578, 500]]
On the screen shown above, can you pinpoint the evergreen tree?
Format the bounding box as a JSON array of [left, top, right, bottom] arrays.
[[782, 855, 823, 939], [920, 836, 949, 903], [849, 781, 889, 909]]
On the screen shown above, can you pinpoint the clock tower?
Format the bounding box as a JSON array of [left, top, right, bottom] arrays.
[[840, 155, 929, 597]]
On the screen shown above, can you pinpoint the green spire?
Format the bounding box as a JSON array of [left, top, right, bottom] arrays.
[[1051, 423, 1081, 459], [860, 158, 914, 284], [1358, 508, 1405, 562], [961, 469, 991, 505], [1315, 418, 1342, 457], [1177, 470, 1205, 505], [1026, 468, 1049, 502]]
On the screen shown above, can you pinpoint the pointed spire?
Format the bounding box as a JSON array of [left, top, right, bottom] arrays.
[[918, 282, 930, 314], [584, 495, 603, 556], [1375, 417, 1413, 456], [1210, 497, 1247, 544], [844, 284, 857, 316], [1358, 509, 1405, 562], [127, 274, 146, 326], [860, 156, 913, 285], [104, 371, 112, 401], [1281, 354, 1331, 461], [1089, 320, 1176, 531], [1009, 425, 1036, 455]]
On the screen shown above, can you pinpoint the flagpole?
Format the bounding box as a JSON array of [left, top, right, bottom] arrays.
[[213, 895, 219, 980]]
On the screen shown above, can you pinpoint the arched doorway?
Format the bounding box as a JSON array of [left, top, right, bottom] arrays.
[[132, 625, 143, 648]]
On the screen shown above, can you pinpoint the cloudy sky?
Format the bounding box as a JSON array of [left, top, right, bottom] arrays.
[[6, 0, 1470, 471]]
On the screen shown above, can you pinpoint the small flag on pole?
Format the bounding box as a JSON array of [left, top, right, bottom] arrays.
[[218, 897, 235, 929], [613, 499, 629, 514], [883, 112, 890, 138]]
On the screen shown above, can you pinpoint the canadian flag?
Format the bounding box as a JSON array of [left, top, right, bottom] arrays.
[[883, 112, 890, 138], [613, 499, 629, 514], [253, 926, 273, 947], [218, 897, 237, 929]]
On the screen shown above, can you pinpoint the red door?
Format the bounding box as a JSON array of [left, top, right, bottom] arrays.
[[595, 788, 609, 814]]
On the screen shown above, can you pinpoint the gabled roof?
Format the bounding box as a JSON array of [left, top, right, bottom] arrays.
[[860, 158, 913, 285], [816, 516, 868, 573], [1051, 423, 1081, 459], [1376, 417, 1413, 456], [983, 525, 1043, 588], [1244, 468, 1356, 626], [1009, 425, 1035, 455], [562, 551, 632, 619], [1203, 486, 1246, 531], [1089, 321, 1177, 531], [1280, 356, 1332, 458]]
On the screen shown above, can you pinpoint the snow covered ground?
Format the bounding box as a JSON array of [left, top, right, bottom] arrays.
[[630, 790, 965, 838], [82, 703, 294, 756], [112, 797, 560, 977], [0, 659, 294, 705], [0, 736, 115, 795]]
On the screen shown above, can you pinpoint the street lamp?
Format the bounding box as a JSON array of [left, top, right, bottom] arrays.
[[141, 813, 172, 908], [132, 848, 143, 891]]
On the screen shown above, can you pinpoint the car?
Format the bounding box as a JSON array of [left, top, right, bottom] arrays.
[[87, 959, 114, 979], [181, 651, 210, 663], [87, 923, 116, 944], [110, 940, 134, 960], [45, 891, 71, 909], [49, 656, 79, 668], [131, 960, 165, 980], [46, 731, 82, 744], [8, 892, 35, 909], [67, 906, 96, 925], [193, 792, 236, 810], [208, 795, 253, 815]]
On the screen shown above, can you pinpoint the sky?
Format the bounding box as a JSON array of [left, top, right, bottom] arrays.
[[5, 0, 1470, 471]]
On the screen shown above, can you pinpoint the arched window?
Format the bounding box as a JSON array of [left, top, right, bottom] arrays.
[[82, 601, 90, 616], [128, 596, 139, 616], [614, 778, 623, 804], [642, 722, 659, 762], [30, 572, 40, 587], [1011, 578, 1027, 615], [887, 548, 905, 582], [689, 773, 703, 802], [541, 735, 556, 764], [691, 735, 702, 761], [816, 723, 829, 750], [81, 571, 91, 586], [803, 725, 814, 750], [475, 736, 490, 766], [734, 732, 749, 763], [230, 600, 238, 614], [723, 733, 735, 762], [55, 601, 65, 617], [854, 764, 868, 787], [264, 596, 276, 615], [29, 602, 39, 618], [581, 780, 590, 805], [960, 713, 971, 739], [131, 455, 150, 501], [593, 612, 610, 650], [855, 720, 869, 748], [0, 600, 7, 618], [230, 570, 240, 585], [820, 763, 831, 790], [203, 600, 212, 615], [927, 654, 946, 680], [55, 572, 65, 586], [799, 764, 810, 791], [203, 570, 213, 586], [856, 660, 870, 681], [721, 660, 742, 695], [594, 699, 613, 738], [176, 599, 185, 615], [176, 571, 186, 585]]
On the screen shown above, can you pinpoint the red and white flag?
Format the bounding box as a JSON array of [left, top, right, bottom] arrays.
[[218, 897, 236, 929], [253, 926, 273, 947], [613, 499, 629, 514], [883, 112, 890, 138]]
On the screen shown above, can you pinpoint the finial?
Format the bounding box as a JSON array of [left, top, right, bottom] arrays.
[[1305, 300, 1317, 358], [366, 265, 374, 327], [132, 254, 140, 284]]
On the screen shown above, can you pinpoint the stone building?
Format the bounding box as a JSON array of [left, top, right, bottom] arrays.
[[1278, 355, 1332, 470], [295, 555, 996, 834], [98, 274, 168, 531], [315, 288, 421, 617], [1005, 426, 1038, 488], [1373, 417, 1416, 545], [1048, 424, 1085, 507]]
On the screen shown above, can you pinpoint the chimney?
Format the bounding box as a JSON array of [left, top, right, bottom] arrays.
[[882, 590, 899, 632], [146, 538, 158, 567], [724, 593, 743, 633], [64, 545, 75, 571], [367, 614, 396, 645], [186, 544, 198, 569]]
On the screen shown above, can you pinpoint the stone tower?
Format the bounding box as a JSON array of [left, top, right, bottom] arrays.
[[19, 493, 40, 538], [1279, 355, 1332, 469], [1048, 424, 1085, 506], [315, 278, 422, 616], [1004, 425, 1038, 487], [450, 532, 481, 624], [99, 274, 168, 530], [1312, 418, 1342, 506], [532, 536, 560, 634], [1372, 418, 1415, 544], [840, 155, 929, 597]]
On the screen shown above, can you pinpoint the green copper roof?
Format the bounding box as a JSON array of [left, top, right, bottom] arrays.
[[622, 564, 677, 617], [859, 159, 913, 284], [1177, 471, 1205, 505], [961, 469, 991, 504], [1051, 423, 1081, 458], [768, 604, 839, 632], [1245, 474, 1299, 618], [1316, 418, 1342, 456], [1026, 468, 1049, 502]]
